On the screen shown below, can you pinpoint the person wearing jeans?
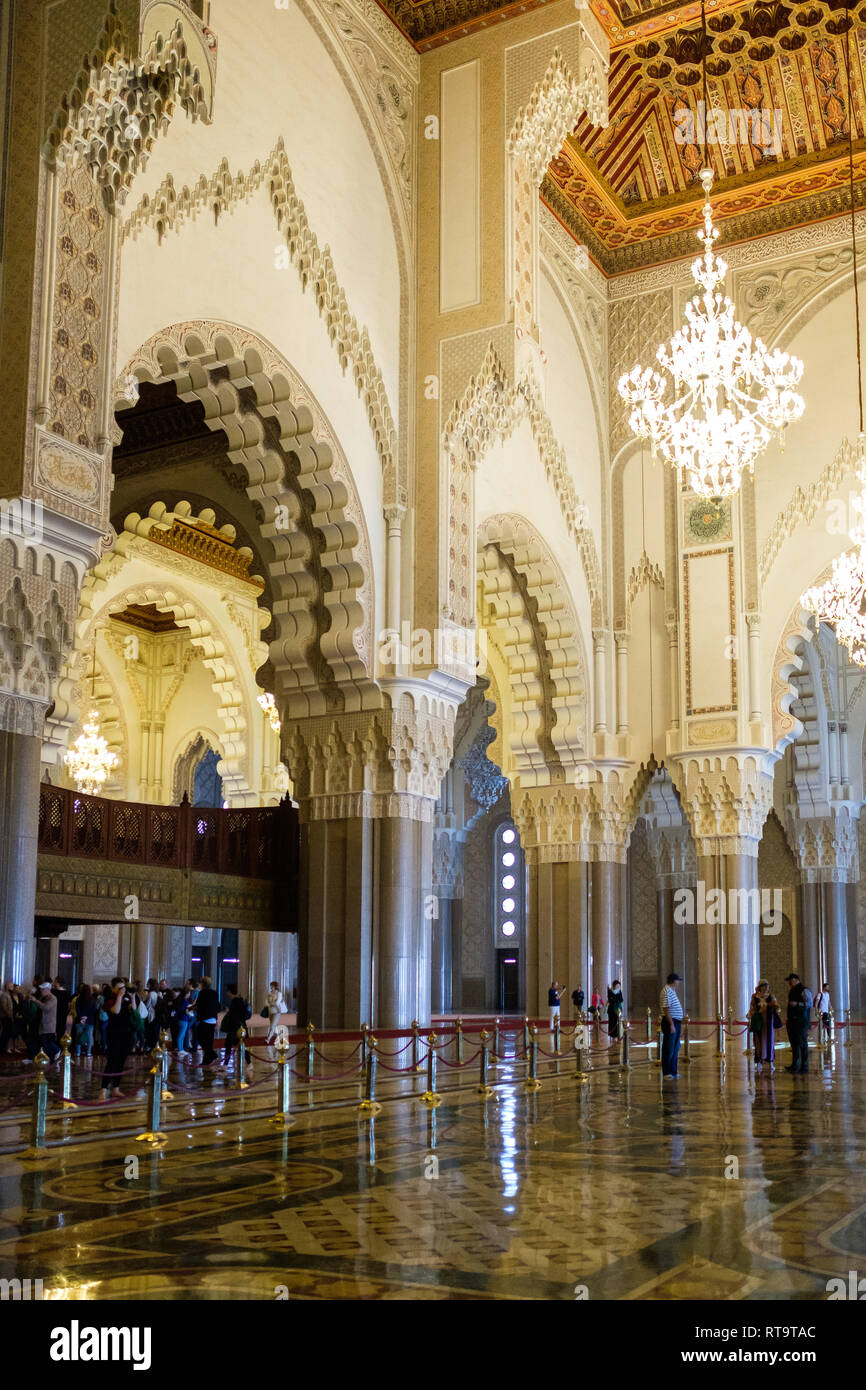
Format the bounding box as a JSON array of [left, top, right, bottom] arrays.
[[193, 976, 220, 1066], [660, 972, 684, 1080]]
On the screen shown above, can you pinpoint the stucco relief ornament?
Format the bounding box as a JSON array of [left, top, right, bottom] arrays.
[[618, 168, 805, 499]]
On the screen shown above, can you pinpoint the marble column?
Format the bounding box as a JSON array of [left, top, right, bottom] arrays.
[[377, 815, 430, 1031], [799, 882, 821, 994], [723, 852, 761, 1020], [822, 881, 850, 1013], [0, 729, 43, 987], [131, 923, 157, 987], [590, 860, 619, 1001], [431, 899, 453, 1014], [695, 853, 722, 1023], [525, 856, 589, 1018]]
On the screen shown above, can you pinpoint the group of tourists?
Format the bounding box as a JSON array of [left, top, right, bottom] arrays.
[[545, 969, 835, 1082], [0, 974, 292, 1102]]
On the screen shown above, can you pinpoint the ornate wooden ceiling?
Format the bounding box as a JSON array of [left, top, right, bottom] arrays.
[[375, 0, 866, 274], [548, 0, 866, 272]]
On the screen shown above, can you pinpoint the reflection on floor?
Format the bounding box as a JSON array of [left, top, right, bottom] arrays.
[[1, 1034, 865, 1300]]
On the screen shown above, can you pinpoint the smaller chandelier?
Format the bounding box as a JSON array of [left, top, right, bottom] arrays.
[[64, 708, 120, 795], [801, 495, 866, 666], [257, 691, 281, 735], [618, 168, 805, 499]]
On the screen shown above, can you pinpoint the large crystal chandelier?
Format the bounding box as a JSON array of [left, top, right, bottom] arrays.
[[618, 2, 805, 499], [64, 646, 118, 795], [800, 9, 866, 659]]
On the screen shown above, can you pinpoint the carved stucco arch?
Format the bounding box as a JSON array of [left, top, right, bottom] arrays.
[[444, 344, 604, 635], [478, 514, 588, 787], [116, 321, 377, 719], [68, 572, 253, 800]]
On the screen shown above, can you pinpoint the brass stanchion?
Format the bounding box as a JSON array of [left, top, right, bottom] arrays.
[[654, 1015, 663, 1067], [524, 1024, 542, 1090], [716, 1013, 726, 1058], [478, 1030, 494, 1097], [493, 1017, 501, 1062], [419, 1033, 441, 1107], [306, 1022, 315, 1078], [411, 1019, 421, 1072], [136, 1045, 167, 1146], [359, 1036, 381, 1114], [845, 1008, 854, 1048], [158, 1027, 173, 1100], [646, 1007, 653, 1043], [59, 1032, 75, 1110], [235, 1025, 249, 1090], [617, 1008, 624, 1042], [359, 1022, 368, 1075], [682, 1015, 692, 1064], [269, 1037, 294, 1126], [816, 1013, 825, 1048], [24, 1050, 50, 1158], [574, 1028, 590, 1083], [455, 1016, 464, 1064], [522, 1015, 530, 1053], [829, 1007, 836, 1045], [619, 1022, 631, 1071], [553, 1014, 561, 1055]]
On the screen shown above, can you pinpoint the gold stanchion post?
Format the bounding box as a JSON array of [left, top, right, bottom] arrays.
[[455, 1017, 464, 1064], [522, 1015, 530, 1052], [158, 1027, 173, 1100], [682, 1015, 692, 1064], [493, 1017, 500, 1063], [135, 1045, 167, 1146], [716, 1013, 726, 1058], [554, 1014, 561, 1055], [25, 1050, 50, 1158], [524, 1024, 542, 1090], [306, 1022, 315, 1078], [359, 1036, 381, 1114], [845, 1008, 853, 1048], [270, 1037, 294, 1126], [359, 1022, 368, 1075], [235, 1025, 249, 1090], [478, 1030, 494, 1097], [59, 1032, 74, 1109], [419, 1033, 442, 1107], [646, 1007, 653, 1043], [619, 1021, 631, 1071]]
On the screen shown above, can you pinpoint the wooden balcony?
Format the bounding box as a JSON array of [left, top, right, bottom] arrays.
[[35, 786, 299, 931]]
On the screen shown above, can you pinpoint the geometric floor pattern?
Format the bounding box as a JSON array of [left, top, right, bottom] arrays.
[[1, 1040, 865, 1300]]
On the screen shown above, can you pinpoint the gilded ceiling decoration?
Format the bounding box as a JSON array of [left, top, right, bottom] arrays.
[[549, 1, 866, 272], [374, 0, 866, 272], [373, 0, 558, 50]]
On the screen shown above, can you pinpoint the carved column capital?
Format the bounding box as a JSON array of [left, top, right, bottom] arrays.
[[785, 808, 859, 883], [673, 753, 775, 858]]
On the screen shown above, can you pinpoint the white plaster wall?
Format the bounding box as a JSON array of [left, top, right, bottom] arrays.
[[127, 0, 402, 414], [538, 271, 603, 543], [757, 285, 866, 739]]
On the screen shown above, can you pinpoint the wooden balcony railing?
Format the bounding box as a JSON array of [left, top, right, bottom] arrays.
[[37, 784, 298, 882]]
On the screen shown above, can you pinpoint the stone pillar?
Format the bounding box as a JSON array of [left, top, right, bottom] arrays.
[[790, 812, 858, 1011], [131, 923, 157, 986], [431, 899, 453, 1014], [591, 860, 620, 1002], [526, 855, 590, 1018], [592, 631, 608, 734], [723, 851, 761, 1019], [615, 633, 629, 735], [0, 722, 46, 987], [288, 699, 451, 1032], [677, 756, 774, 1020]]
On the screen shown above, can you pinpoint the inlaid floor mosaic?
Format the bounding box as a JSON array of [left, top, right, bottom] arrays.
[[1, 1041, 865, 1300]]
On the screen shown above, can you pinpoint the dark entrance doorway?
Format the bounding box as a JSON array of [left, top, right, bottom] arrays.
[[498, 950, 519, 1012]]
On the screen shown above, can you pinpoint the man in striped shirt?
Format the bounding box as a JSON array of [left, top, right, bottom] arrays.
[[660, 972, 684, 1080]]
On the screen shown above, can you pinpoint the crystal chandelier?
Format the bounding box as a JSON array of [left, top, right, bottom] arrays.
[[617, 2, 805, 499], [801, 501, 866, 665], [800, 10, 866, 658], [257, 691, 281, 735], [64, 646, 119, 795]]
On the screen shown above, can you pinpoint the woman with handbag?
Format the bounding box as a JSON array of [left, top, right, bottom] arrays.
[[264, 981, 288, 1048], [749, 980, 780, 1073]]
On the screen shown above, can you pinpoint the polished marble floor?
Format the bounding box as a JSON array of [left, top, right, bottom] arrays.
[[1, 1032, 864, 1300]]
